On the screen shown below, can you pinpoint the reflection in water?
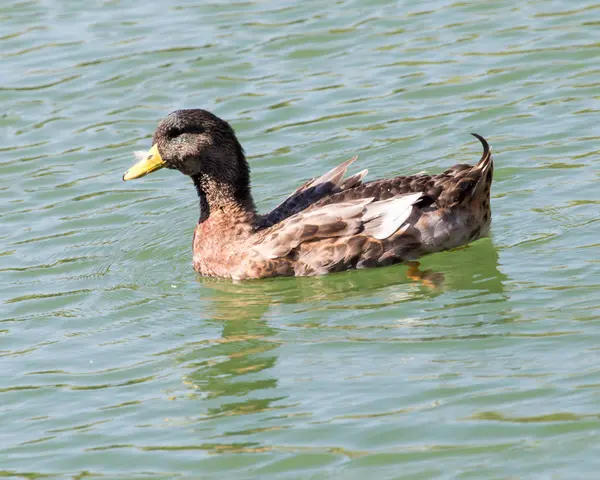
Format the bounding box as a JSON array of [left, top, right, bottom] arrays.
[[180, 284, 283, 419], [180, 237, 507, 419]]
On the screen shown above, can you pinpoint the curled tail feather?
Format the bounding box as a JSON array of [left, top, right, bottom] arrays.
[[471, 133, 492, 169]]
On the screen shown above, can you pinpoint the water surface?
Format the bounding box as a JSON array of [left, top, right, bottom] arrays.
[[2, 0, 600, 478]]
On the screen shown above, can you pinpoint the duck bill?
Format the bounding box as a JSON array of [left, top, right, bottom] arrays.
[[122, 144, 165, 181]]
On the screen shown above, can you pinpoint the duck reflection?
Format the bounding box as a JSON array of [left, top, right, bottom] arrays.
[[181, 288, 282, 417], [180, 237, 507, 417]]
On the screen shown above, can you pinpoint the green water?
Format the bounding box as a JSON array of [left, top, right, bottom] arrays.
[[2, 0, 600, 478]]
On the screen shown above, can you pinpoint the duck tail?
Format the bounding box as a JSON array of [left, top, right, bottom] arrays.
[[471, 133, 492, 170], [470, 133, 494, 196]]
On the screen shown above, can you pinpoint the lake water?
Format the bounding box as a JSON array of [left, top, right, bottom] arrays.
[[2, 0, 600, 478]]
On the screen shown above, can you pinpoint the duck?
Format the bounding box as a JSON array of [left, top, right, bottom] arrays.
[[123, 109, 493, 280]]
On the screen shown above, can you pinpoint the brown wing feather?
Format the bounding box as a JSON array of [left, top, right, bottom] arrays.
[[255, 198, 374, 259], [254, 193, 423, 260], [258, 156, 367, 228]]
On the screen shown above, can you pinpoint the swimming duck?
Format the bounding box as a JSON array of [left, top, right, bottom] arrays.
[[123, 109, 493, 280]]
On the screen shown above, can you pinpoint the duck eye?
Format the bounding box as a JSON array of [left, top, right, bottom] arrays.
[[167, 127, 183, 139], [165, 127, 181, 138]]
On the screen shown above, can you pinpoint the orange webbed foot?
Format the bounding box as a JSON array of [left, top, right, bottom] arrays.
[[406, 261, 444, 289]]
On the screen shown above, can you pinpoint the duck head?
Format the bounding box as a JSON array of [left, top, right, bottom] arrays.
[[123, 109, 250, 195]]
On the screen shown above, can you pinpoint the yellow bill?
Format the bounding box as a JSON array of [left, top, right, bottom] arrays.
[[122, 144, 165, 181]]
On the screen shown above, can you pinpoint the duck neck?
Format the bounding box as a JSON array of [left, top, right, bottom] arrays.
[[192, 173, 256, 227]]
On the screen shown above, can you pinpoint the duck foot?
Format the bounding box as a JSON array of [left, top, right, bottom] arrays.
[[406, 261, 444, 289]]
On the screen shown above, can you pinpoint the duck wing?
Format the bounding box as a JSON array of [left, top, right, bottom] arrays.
[[258, 156, 368, 229], [254, 192, 423, 259]]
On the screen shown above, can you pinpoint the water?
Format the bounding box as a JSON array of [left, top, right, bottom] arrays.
[[2, 0, 599, 477]]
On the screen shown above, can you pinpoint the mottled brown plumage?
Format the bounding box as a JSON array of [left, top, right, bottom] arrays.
[[123, 109, 494, 280]]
